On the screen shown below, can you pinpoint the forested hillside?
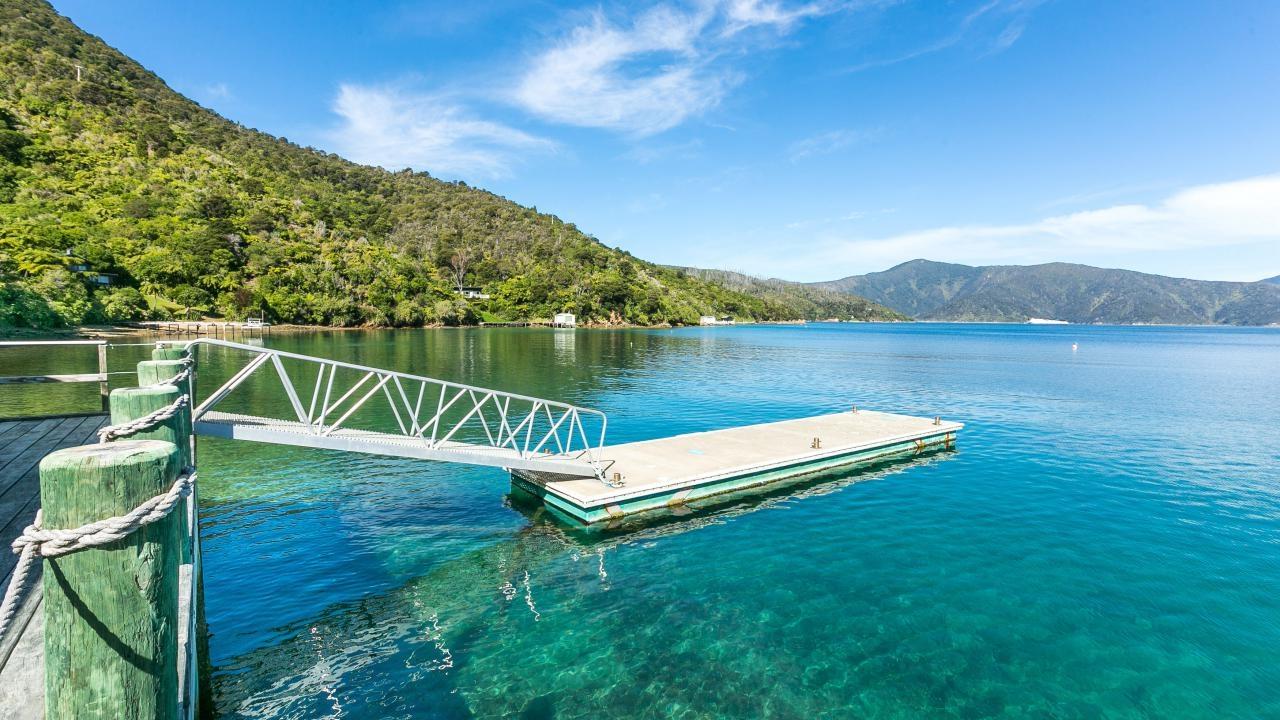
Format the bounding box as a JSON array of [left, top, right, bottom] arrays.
[[0, 0, 834, 329], [672, 267, 906, 321], [814, 260, 1280, 325]]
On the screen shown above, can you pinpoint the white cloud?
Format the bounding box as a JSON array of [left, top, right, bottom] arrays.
[[721, 0, 831, 34], [326, 84, 553, 178], [511, 1, 842, 135], [204, 82, 232, 100], [874, 175, 1280, 257], [787, 128, 879, 161], [691, 174, 1280, 280], [844, 0, 1043, 73], [622, 138, 705, 164]]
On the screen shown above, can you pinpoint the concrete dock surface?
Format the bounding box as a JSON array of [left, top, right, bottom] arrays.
[[515, 409, 962, 523]]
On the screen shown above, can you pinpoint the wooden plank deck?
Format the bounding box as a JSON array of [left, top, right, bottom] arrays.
[[513, 409, 962, 524], [0, 414, 109, 719]]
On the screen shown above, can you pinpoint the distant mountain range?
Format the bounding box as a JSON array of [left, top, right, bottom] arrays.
[[670, 268, 907, 321], [807, 260, 1280, 325], [1263, 275, 1280, 286]]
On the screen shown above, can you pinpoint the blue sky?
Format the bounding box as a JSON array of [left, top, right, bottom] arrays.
[[50, 0, 1280, 282]]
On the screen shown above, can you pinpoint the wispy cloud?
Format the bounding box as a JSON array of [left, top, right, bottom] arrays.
[[784, 207, 893, 229], [695, 174, 1280, 280], [622, 138, 706, 164], [787, 128, 879, 162], [865, 174, 1280, 256], [843, 0, 1044, 73], [205, 82, 232, 99], [627, 192, 669, 213], [1035, 180, 1178, 212], [720, 0, 832, 34], [326, 84, 553, 179], [511, 1, 845, 135]]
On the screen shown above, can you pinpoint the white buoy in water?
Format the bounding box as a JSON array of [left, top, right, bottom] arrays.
[[1072, 342, 1078, 352]]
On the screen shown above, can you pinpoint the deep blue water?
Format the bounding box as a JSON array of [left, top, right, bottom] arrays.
[[183, 324, 1279, 718]]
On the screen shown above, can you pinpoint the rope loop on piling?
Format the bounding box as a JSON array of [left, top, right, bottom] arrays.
[[155, 364, 193, 388], [97, 394, 190, 443], [0, 468, 196, 640], [145, 351, 194, 389]]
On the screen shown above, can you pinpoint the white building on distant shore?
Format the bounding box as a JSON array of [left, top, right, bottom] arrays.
[[553, 312, 576, 327], [699, 316, 736, 326]]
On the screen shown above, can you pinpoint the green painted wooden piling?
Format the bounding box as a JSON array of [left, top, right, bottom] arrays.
[[40, 439, 181, 720], [122, 368, 192, 559], [138, 358, 194, 466], [110, 383, 190, 475], [133, 359, 214, 718], [152, 344, 188, 362]]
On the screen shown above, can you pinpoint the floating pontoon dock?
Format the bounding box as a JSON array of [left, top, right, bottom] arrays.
[[0, 341, 961, 718], [163, 339, 962, 525], [112, 339, 962, 527], [513, 409, 961, 524]]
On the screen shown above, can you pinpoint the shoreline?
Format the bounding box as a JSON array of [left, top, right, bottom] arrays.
[[2, 318, 1275, 342]]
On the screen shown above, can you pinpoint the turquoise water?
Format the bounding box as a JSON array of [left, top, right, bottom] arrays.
[[179, 324, 1280, 718]]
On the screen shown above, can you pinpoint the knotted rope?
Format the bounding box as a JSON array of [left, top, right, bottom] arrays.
[[0, 350, 200, 640], [158, 362, 193, 388], [0, 469, 196, 640], [95, 350, 194, 444], [97, 394, 190, 442]]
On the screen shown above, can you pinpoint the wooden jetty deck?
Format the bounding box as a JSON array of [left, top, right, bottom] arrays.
[[512, 409, 962, 524], [0, 414, 110, 717]]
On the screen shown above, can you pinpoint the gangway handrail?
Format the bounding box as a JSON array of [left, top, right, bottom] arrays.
[[177, 338, 611, 481]]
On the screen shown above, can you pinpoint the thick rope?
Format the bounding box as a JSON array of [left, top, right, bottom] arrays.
[[0, 469, 196, 640], [157, 363, 193, 388], [97, 394, 190, 443]]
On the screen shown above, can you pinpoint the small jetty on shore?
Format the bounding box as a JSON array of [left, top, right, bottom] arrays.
[[131, 319, 272, 337]]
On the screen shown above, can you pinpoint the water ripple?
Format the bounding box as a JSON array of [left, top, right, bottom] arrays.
[[188, 324, 1280, 719]]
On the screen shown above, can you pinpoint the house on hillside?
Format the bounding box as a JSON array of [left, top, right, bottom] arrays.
[[64, 251, 117, 286], [457, 286, 490, 300]]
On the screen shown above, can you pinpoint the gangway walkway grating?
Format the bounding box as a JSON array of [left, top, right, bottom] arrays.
[[195, 411, 602, 476], [185, 339, 613, 482]]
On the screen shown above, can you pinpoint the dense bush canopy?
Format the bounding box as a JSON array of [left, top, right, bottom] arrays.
[[0, 0, 902, 329]]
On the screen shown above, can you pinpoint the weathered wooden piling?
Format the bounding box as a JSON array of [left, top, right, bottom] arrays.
[[152, 344, 188, 362], [40, 439, 182, 720], [138, 359, 193, 446], [110, 383, 190, 487], [121, 368, 193, 560], [133, 360, 212, 719], [133, 363, 193, 468]]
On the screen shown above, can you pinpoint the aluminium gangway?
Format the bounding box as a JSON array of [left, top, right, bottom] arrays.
[[180, 338, 962, 523], [184, 339, 615, 483]]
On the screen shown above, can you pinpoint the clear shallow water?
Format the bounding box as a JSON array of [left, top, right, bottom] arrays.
[[53, 324, 1280, 718]]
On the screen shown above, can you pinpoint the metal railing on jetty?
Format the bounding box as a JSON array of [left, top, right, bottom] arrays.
[[186, 338, 611, 480], [0, 342, 208, 720], [0, 340, 110, 414]]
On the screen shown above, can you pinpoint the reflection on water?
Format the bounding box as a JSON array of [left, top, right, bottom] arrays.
[[10, 325, 1278, 718], [216, 450, 953, 719], [178, 326, 1280, 718]]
